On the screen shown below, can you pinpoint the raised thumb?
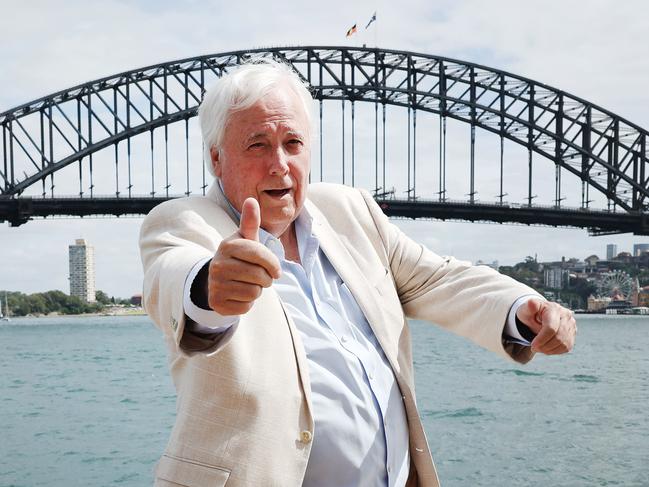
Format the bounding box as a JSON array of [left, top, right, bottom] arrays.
[[518, 298, 544, 332], [239, 197, 261, 241], [526, 298, 544, 317]]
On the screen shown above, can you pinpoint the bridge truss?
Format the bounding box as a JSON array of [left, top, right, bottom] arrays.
[[1, 46, 647, 234]]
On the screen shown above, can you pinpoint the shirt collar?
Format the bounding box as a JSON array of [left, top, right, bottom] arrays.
[[215, 178, 319, 269]]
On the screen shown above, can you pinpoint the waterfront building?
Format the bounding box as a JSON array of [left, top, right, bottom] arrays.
[[639, 288, 649, 307], [605, 300, 632, 314], [606, 244, 617, 260], [68, 239, 96, 303], [588, 296, 611, 312]]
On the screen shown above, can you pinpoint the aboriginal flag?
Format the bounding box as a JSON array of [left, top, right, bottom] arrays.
[[346, 24, 357, 37]]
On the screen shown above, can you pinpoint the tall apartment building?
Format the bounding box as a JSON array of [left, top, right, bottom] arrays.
[[68, 239, 96, 302], [606, 243, 617, 260], [544, 267, 568, 289], [633, 243, 649, 257]]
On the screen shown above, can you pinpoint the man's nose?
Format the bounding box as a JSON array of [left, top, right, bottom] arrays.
[[268, 148, 290, 175]]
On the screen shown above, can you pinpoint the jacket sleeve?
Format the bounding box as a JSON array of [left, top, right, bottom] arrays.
[[139, 200, 230, 356], [359, 189, 540, 364]]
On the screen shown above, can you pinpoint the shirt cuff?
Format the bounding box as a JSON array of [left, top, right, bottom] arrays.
[[504, 294, 545, 346], [183, 257, 240, 333]]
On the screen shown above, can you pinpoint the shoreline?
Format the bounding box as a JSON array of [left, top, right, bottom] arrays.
[[9, 308, 147, 319]]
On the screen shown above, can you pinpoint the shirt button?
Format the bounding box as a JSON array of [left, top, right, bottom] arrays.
[[368, 372, 374, 380], [300, 430, 313, 443], [341, 335, 348, 343]]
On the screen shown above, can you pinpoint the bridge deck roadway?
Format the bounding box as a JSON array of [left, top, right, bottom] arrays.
[[0, 196, 647, 235]]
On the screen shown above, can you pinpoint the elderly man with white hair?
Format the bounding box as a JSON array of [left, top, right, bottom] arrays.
[[139, 59, 576, 487]]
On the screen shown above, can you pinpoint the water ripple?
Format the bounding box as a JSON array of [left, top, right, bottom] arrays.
[[571, 374, 599, 383], [423, 407, 484, 419]]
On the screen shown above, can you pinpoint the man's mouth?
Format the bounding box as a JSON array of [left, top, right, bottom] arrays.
[[264, 188, 291, 197]]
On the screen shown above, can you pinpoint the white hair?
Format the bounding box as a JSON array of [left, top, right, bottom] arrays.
[[198, 58, 315, 177]]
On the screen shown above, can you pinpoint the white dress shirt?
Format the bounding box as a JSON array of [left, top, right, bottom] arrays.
[[182, 187, 537, 486]]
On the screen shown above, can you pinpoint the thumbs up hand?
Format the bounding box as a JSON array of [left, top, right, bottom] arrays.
[[207, 197, 281, 316], [515, 299, 577, 355], [239, 197, 261, 241]]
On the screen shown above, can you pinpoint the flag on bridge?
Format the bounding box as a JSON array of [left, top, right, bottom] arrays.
[[346, 24, 357, 37], [365, 12, 377, 29]]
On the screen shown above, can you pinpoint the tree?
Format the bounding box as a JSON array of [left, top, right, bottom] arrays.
[[95, 290, 111, 305]]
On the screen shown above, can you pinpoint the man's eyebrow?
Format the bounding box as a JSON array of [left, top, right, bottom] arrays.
[[243, 132, 268, 143], [244, 130, 306, 143], [286, 130, 306, 139]]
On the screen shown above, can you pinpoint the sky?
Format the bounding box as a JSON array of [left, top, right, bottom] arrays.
[[1, 0, 648, 298]]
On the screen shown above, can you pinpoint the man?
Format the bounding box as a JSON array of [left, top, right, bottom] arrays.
[[139, 60, 576, 487]]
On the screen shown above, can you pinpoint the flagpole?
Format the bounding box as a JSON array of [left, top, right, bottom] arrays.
[[375, 11, 378, 47]]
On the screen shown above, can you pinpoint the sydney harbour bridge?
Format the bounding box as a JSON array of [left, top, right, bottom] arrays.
[[1, 46, 648, 235]]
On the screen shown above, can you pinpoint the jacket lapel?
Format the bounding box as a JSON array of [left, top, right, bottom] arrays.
[[305, 200, 401, 374], [207, 180, 314, 417]]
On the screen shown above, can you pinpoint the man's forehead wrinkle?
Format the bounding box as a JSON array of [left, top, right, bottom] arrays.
[[224, 91, 311, 149], [241, 122, 306, 141]]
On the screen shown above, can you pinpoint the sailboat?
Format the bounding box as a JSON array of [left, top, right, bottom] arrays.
[[1, 292, 10, 321]]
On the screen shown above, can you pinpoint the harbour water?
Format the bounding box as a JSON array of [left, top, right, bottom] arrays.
[[1, 315, 647, 486]]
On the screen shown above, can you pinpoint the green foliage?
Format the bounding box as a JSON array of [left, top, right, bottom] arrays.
[[638, 270, 649, 287], [516, 256, 540, 273], [564, 277, 598, 308], [1, 290, 103, 317], [95, 290, 111, 305], [502, 261, 542, 289], [567, 277, 597, 298]]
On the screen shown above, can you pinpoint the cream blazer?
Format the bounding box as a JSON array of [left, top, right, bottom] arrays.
[[139, 182, 537, 487]]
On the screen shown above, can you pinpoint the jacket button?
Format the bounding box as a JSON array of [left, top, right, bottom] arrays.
[[300, 430, 313, 443]]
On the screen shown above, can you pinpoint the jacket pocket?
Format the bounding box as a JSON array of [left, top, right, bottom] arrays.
[[154, 454, 230, 487]]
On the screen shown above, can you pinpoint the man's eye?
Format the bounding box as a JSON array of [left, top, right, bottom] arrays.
[[287, 139, 303, 146], [248, 142, 265, 149]]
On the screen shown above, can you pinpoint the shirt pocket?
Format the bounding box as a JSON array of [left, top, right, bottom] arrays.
[[154, 454, 231, 487]]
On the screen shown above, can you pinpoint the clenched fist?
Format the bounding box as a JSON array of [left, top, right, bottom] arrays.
[[516, 299, 577, 355], [207, 197, 281, 315]]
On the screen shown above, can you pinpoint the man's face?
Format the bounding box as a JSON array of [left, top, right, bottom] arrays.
[[212, 86, 311, 237]]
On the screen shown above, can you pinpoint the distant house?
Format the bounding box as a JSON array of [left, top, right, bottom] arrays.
[[588, 295, 611, 311], [584, 255, 600, 266], [639, 288, 649, 307], [614, 251, 633, 263], [584, 254, 601, 265]]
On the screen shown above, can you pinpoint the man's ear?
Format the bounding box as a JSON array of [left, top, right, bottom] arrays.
[[210, 146, 222, 178]]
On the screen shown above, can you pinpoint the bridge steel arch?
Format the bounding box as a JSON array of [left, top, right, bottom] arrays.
[[1, 46, 648, 233]]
